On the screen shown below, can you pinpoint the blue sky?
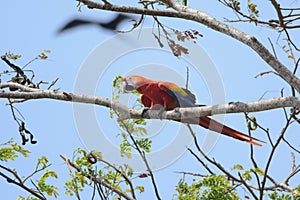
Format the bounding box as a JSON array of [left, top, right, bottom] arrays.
[[1, 0, 299, 199]]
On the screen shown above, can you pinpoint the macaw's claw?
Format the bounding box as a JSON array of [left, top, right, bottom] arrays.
[[174, 107, 180, 112], [141, 107, 165, 120], [141, 107, 150, 118]]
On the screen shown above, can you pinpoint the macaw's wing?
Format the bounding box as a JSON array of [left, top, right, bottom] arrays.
[[158, 82, 196, 107], [141, 94, 152, 108]]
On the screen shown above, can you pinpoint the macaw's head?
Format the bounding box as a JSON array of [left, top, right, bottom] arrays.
[[122, 75, 149, 92]]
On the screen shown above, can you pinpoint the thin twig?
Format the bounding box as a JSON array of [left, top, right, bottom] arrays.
[[268, 37, 277, 59], [238, 172, 259, 200], [259, 113, 294, 199], [244, 113, 261, 192], [47, 78, 59, 90], [117, 117, 161, 200], [23, 164, 52, 183], [0, 165, 46, 200], [174, 171, 207, 177], [282, 137, 300, 154], [185, 66, 189, 89]]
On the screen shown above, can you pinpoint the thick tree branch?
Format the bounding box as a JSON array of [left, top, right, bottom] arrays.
[[1, 82, 300, 121], [77, 0, 300, 93]]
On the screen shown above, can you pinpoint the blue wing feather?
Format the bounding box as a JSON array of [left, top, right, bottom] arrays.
[[158, 82, 196, 107], [165, 89, 195, 107]]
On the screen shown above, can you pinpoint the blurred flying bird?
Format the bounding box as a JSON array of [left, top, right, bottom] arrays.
[[57, 14, 132, 33]]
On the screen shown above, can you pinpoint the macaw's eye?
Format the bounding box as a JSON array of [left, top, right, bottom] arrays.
[[124, 84, 135, 91]]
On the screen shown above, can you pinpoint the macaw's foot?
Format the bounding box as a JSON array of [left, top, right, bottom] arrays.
[[141, 107, 150, 118], [174, 107, 180, 113], [149, 104, 166, 120], [157, 107, 166, 120], [141, 106, 166, 120]]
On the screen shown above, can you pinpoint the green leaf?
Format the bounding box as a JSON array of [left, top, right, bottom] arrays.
[[253, 168, 264, 176], [38, 50, 51, 60], [17, 196, 39, 200], [242, 170, 252, 180], [134, 126, 148, 136], [90, 150, 103, 160], [229, 0, 241, 11], [112, 75, 123, 88], [231, 164, 244, 170], [5, 52, 22, 60], [247, 0, 259, 18], [267, 190, 298, 200], [174, 175, 239, 200], [136, 138, 152, 153], [123, 164, 134, 177], [36, 156, 49, 170], [0, 139, 30, 161], [65, 169, 87, 197], [37, 170, 59, 197], [133, 118, 147, 126], [120, 139, 132, 158], [135, 185, 145, 193]]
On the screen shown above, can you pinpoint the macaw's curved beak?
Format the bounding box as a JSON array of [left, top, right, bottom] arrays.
[[122, 78, 135, 92]]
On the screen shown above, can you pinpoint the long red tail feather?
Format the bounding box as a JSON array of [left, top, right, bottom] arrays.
[[182, 116, 264, 146]]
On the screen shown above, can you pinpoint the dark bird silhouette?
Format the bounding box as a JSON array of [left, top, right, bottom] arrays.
[[57, 14, 132, 33]]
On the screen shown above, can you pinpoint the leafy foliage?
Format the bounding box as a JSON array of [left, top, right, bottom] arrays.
[[0, 139, 59, 199], [247, 0, 259, 19], [4, 52, 22, 60], [119, 132, 133, 158], [0, 138, 30, 161], [64, 148, 142, 199], [231, 164, 264, 181], [35, 156, 59, 197], [173, 174, 239, 200], [37, 170, 59, 197], [268, 190, 300, 200], [135, 138, 152, 153], [16, 196, 39, 200], [112, 75, 151, 157], [229, 0, 241, 11], [64, 148, 94, 197]]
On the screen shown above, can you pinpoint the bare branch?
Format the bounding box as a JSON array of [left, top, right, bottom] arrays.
[[260, 113, 294, 199], [270, 0, 285, 28], [0, 165, 46, 200], [174, 171, 206, 177]]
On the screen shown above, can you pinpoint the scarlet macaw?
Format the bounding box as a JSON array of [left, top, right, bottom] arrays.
[[122, 75, 263, 146]]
